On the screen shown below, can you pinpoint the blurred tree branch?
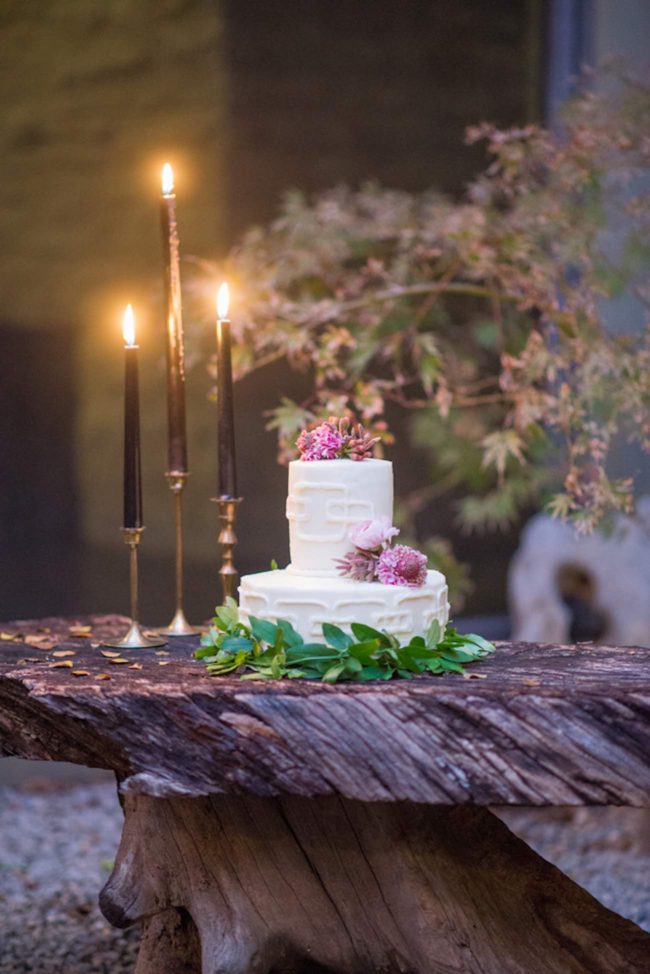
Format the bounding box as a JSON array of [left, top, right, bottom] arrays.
[[187, 67, 650, 606]]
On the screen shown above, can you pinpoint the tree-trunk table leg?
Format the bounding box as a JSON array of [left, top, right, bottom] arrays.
[[100, 793, 650, 974], [135, 911, 201, 974]]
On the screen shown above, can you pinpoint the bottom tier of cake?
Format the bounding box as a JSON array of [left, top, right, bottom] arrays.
[[239, 568, 450, 643]]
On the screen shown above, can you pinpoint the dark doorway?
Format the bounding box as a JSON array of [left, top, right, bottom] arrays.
[[0, 324, 78, 618]]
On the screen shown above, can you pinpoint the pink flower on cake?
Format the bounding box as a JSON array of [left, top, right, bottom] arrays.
[[296, 416, 380, 461], [348, 516, 399, 551], [335, 549, 378, 582], [377, 544, 428, 587], [296, 425, 344, 461]]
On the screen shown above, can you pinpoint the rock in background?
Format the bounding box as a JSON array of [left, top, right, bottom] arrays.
[[509, 497, 650, 647]]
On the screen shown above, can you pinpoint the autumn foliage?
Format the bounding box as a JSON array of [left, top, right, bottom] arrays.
[[191, 71, 650, 600]]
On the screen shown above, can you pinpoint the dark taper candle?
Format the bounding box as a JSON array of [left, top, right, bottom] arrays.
[[122, 305, 143, 529], [160, 163, 188, 475], [216, 282, 237, 498]]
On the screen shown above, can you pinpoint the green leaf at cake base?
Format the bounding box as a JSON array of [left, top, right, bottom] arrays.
[[322, 623, 353, 650], [195, 603, 496, 685]]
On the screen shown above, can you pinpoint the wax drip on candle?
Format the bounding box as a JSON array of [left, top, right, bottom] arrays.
[[160, 160, 188, 475], [215, 281, 237, 498], [122, 304, 143, 530]]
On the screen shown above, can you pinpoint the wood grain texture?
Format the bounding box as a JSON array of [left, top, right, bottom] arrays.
[[99, 792, 650, 974], [1, 616, 650, 805]]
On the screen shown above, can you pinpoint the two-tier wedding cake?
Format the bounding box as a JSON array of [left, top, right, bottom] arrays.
[[239, 418, 449, 642]]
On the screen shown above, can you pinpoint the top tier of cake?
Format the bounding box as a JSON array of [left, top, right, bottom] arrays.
[[286, 458, 393, 576]]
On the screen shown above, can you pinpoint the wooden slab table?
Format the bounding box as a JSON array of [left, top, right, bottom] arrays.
[[1, 615, 649, 973]]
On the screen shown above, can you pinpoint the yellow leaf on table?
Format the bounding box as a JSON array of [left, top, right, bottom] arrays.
[[69, 625, 93, 637], [25, 635, 57, 649]]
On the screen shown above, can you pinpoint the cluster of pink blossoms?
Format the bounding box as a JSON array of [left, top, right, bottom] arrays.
[[336, 516, 428, 588], [297, 417, 379, 462]]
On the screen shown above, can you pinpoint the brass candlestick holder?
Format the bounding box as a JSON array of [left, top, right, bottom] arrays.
[[102, 528, 167, 649], [160, 473, 200, 636], [213, 496, 242, 602]]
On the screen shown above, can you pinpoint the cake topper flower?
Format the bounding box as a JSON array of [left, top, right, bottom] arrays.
[[297, 416, 379, 461], [336, 517, 428, 587]]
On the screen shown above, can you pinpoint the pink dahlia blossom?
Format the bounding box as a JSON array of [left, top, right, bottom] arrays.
[[377, 544, 428, 587], [297, 424, 344, 461], [348, 516, 399, 551]]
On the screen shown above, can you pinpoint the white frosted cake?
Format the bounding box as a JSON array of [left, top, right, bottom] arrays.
[[239, 455, 449, 642]]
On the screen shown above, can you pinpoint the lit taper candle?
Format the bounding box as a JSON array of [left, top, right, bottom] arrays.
[[122, 305, 143, 530], [102, 304, 166, 650], [216, 282, 237, 498], [160, 163, 188, 475]]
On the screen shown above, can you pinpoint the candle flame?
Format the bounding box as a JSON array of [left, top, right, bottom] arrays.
[[217, 282, 230, 319], [161, 162, 174, 196], [123, 304, 136, 346]]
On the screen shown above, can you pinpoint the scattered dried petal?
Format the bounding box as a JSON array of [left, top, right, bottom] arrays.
[[462, 671, 488, 680], [100, 650, 122, 658], [155, 651, 170, 657], [25, 635, 57, 649], [49, 660, 73, 669], [108, 658, 130, 665], [71, 670, 90, 677], [97, 673, 111, 681], [69, 625, 93, 637], [52, 650, 77, 658]]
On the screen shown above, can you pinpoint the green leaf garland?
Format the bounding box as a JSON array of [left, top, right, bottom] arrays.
[[195, 598, 495, 683]]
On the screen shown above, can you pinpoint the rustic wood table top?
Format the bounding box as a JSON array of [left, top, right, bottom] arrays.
[[3, 615, 650, 973], [1, 614, 649, 805]]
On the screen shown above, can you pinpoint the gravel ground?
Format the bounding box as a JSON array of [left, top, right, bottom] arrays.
[[0, 785, 139, 973], [0, 784, 648, 973], [497, 805, 650, 933]]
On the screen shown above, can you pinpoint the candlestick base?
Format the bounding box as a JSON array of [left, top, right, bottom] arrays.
[[159, 472, 200, 636], [213, 496, 242, 604], [159, 607, 201, 638], [102, 619, 167, 650], [102, 527, 167, 649]]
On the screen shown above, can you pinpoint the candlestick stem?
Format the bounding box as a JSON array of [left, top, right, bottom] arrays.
[[102, 529, 167, 649], [213, 496, 242, 603], [160, 474, 200, 636]]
